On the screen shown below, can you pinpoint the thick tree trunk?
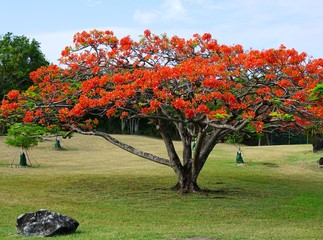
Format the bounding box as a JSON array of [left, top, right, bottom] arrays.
[[179, 175, 201, 193], [173, 153, 203, 194], [172, 170, 201, 194]]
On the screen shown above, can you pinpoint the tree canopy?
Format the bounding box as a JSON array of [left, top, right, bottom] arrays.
[[0, 32, 49, 99], [5, 123, 46, 150], [1, 29, 322, 193]]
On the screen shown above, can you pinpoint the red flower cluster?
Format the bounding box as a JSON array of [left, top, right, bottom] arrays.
[[0, 28, 321, 136]]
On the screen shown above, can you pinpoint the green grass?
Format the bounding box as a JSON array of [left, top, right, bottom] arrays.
[[0, 134, 322, 240]]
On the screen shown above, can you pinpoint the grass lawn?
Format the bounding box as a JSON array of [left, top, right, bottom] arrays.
[[0, 134, 322, 240]]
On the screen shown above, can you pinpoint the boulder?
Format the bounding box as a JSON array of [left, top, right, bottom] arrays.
[[16, 209, 79, 237], [318, 157, 323, 168], [313, 139, 323, 153]]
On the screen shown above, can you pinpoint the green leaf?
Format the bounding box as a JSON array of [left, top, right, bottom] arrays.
[[5, 123, 47, 149]]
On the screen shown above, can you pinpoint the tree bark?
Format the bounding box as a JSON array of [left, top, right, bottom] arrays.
[[176, 170, 201, 194], [164, 121, 206, 194]]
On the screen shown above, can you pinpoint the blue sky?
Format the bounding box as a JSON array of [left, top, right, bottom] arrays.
[[1, 0, 322, 64]]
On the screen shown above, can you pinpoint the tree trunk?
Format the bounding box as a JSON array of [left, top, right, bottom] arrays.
[[0, 121, 6, 135], [172, 168, 201, 194], [179, 176, 201, 194]]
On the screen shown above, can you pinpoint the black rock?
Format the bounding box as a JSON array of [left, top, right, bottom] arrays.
[[313, 139, 323, 153], [318, 157, 323, 168], [16, 209, 79, 237]]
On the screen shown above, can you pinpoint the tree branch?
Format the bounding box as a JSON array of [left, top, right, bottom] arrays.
[[207, 119, 249, 131], [155, 120, 184, 178], [70, 126, 171, 166]]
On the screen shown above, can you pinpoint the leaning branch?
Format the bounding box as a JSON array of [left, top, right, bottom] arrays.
[[69, 126, 171, 166]]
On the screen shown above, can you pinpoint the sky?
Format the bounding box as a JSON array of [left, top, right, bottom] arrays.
[[1, 0, 322, 64]]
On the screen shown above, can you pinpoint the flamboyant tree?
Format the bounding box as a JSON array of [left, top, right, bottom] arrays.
[[1, 29, 322, 193]]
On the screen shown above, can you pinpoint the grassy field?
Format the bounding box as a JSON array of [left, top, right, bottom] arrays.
[[0, 134, 322, 240]]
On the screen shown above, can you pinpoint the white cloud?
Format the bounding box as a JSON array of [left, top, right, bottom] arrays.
[[134, 10, 159, 25], [161, 0, 187, 20], [134, 0, 189, 25]]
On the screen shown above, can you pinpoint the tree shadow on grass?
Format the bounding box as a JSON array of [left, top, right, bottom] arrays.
[[174, 237, 223, 240], [262, 162, 279, 168], [153, 186, 244, 198], [198, 187, 245, 199]]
